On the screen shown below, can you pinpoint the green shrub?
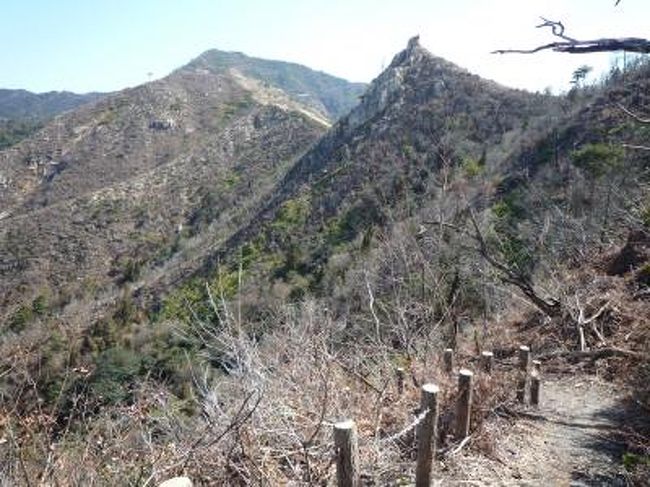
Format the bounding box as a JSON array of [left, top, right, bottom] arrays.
[[623, 452, 650, 471], [7, 305, 33, 332], [89, 347, 143, 405], [642, 203, 650, 229], [159, 279, 207, 322], [223, 172, 240, 188], [121, 259, 141, 283], [491, 191, 526, 221], [461, 151, 486, 178], [570, 143, 623, 178], [271, 195, 311, 235], [327, 198, 382, 246], [31, 294, 49, 315]]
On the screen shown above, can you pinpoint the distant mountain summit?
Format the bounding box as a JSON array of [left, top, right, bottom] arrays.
[[269, 35, 548, 194], [180, 49, 367, 121]]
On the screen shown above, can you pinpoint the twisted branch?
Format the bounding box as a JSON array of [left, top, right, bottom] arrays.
[[493, 18, 650, 54]]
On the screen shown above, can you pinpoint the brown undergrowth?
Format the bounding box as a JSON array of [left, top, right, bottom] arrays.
[[0, 296, 526, 486], [2, 232, 648, 485]]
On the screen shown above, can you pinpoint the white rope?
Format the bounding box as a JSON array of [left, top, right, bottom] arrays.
[[379, 408, 430, 445]]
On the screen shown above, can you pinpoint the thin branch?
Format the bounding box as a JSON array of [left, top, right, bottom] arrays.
[[467, 208, 561, 317], [536, 17, 577, 43], [332, 358, 382, 393], [622, 144, 650, 151], [365, 273, 382, 343], [616, 103, 650, 124]]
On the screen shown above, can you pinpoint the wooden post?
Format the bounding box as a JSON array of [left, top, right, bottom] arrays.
[[517, 346, 531, 404], [415, 384, 440, 487], [480, 351, 494, 373], [443, 348, 454, 374], [396, 367, 405, 395], [531, 372, 541, 407], [456, 369, 473, 439], [518, 346, 531, 372], [333, 420, 359, 487]]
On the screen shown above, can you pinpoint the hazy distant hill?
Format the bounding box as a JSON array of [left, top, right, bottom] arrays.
[[0, 89, 105, 150], [0, 89, 104, 120], [181, 49, 367, 121]]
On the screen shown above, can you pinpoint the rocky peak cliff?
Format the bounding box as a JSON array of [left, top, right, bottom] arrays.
[[345, 36, 465, 133]]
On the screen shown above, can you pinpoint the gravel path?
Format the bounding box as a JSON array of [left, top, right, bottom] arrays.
[[446, 375, 632, 486]]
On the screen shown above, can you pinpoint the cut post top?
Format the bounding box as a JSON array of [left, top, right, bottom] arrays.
[[481, 351, 494, 357], [458, 368, 473, 377], [519, 345, 530, 352], [334, 419, 355, 431], [422, 383, 440, 394]]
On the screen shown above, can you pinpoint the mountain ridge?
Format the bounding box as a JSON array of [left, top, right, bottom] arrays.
[[1, 37, 649, 485], [180, 48, 367, 121]]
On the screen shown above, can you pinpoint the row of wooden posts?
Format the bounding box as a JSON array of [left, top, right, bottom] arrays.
[[333, 346, 542, 487]]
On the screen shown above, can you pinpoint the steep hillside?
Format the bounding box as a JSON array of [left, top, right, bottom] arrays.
[[1, 38, 648, 486], [0, 54, 349, 330], [181, 48, 367, 121], [167, 37, 562, 310]]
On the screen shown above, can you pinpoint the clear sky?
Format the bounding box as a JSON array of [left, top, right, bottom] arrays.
[[1, 0, 648, 94]]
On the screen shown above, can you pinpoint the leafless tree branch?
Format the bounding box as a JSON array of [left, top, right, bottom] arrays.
[[616, 103, 650, 124], [493, 18, 650, 54]]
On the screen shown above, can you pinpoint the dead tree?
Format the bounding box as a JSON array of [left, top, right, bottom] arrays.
[[466, 210, 562, 318], [424, 211, 562, 318]]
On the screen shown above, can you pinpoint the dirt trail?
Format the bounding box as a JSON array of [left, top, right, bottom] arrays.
[[448, 375, 632, 486]]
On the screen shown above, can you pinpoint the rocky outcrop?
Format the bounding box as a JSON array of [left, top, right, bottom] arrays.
[[343, 35, 456, 134]]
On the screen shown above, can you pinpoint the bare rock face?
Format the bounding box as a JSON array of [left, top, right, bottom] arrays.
[[158, 477, 193, 487], [345, 36, 422, 132], [344, 35, 460, 135]]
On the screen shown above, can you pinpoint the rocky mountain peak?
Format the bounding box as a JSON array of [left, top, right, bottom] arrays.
[[344, 36, 432, 132], [388, 35, 428, 69]]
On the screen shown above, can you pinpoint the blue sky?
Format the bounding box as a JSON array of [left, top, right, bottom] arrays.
[[1, 0, 648, 94]]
